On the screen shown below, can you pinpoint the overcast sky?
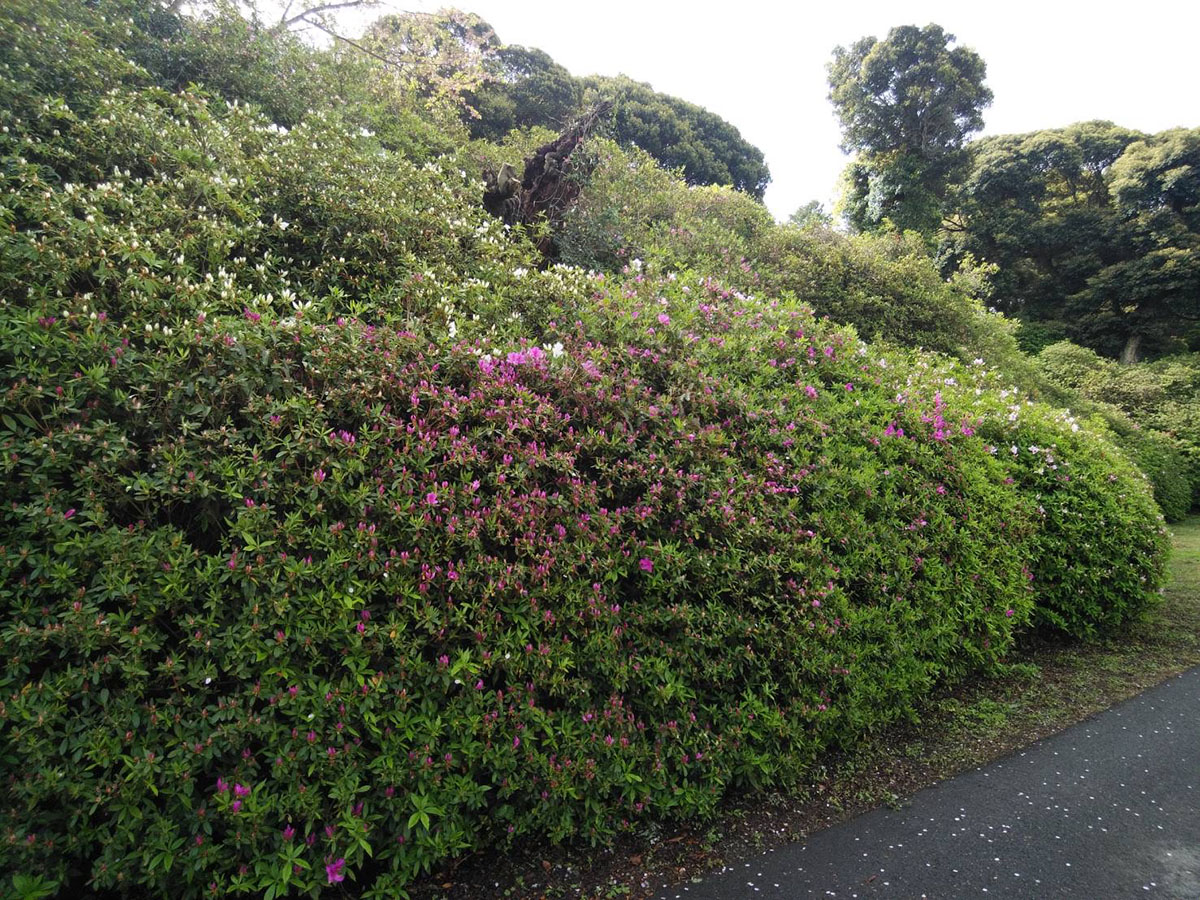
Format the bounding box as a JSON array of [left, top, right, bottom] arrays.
[[333, 0, 1200, 221]]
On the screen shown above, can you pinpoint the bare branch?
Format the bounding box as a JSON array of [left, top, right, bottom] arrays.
[[294, 14, 396, 67], [280, 0, 376, 30]]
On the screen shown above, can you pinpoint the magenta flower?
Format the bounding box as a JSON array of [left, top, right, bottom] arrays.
[[356, 622, 365, 634], [326, 858, 346, 884], [230, 800, 242, 813], [805, 385, 818, 399], [639, 558, 654, 573], [425, 492, 438, 505], [657, 312, 670, 325], [64, 508, 76, 519], [283, 825, 296, 841], [233, 783, 251, 798], [215, 777, 229, 794], [313, 468, 326, 484]]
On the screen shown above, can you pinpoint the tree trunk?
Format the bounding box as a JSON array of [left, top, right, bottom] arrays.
[[1120, 333, 1142, 365]]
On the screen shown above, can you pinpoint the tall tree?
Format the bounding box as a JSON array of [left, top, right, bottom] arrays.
[[787, 200, 832, 229], [941, 122, 1142, 341], [828, 23, 992, 234], [360, 9, 500, 119]]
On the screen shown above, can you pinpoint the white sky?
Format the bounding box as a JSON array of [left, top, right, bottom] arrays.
[[333, 0, 1200, 221]]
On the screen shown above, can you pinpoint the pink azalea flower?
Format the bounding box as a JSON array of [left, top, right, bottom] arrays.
[[639, 558, 654, 573], [326, 858, 346, 884]]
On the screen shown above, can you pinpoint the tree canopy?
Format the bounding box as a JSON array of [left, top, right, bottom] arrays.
[[579, 75, 770, 199], [467, 44, 582, 139], [829, 24, 992, 234], [941, 123, 1200, 361]]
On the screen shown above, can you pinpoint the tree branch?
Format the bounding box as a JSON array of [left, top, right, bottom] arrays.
[[280, 0, 376, 30], [292, 14, 396, 67]]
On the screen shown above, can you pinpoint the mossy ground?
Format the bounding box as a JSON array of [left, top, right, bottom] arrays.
[[413, 518, 1200, 899]]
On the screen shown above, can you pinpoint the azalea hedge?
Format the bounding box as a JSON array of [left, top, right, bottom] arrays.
[[0, 3, 1170, 896], [0, 267, 1168, 896]]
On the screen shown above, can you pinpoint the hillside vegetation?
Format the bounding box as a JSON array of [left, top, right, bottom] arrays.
[[0, 2, 1172, 897]]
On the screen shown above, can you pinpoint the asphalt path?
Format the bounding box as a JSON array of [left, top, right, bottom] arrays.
[[658, 666, 1200, 899]]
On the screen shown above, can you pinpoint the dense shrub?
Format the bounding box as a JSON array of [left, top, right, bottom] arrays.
[[967, 396, 1169, 636], [557, 142, 1031, 379], [2, 242, 1046, 894], [1124, 428, 1193, 522], [556, 139, 774, 275], [836, 347, 1169, 638], [1037, 341, 1200, 514], [752, 228, 1030, 371], [1, 258, 1168, 895]]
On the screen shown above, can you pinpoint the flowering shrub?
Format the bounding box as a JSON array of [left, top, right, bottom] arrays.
[[1037, 340, 1200, 515], [2, 265, 1044, 896], [922, 362, 1170, 637], [556, 141, 1030, 379], [0, 3, 1170, 896]]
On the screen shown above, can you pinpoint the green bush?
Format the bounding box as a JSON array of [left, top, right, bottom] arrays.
[[1126, 429, 1193, 522], [751, 228, 1031, 373], [556, 138, 774, 275], [558, 143, 1030, 378], [1, 237, 1048, 894], [968, 392, 1169, 637], [1036, 341, 1200, 514]]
